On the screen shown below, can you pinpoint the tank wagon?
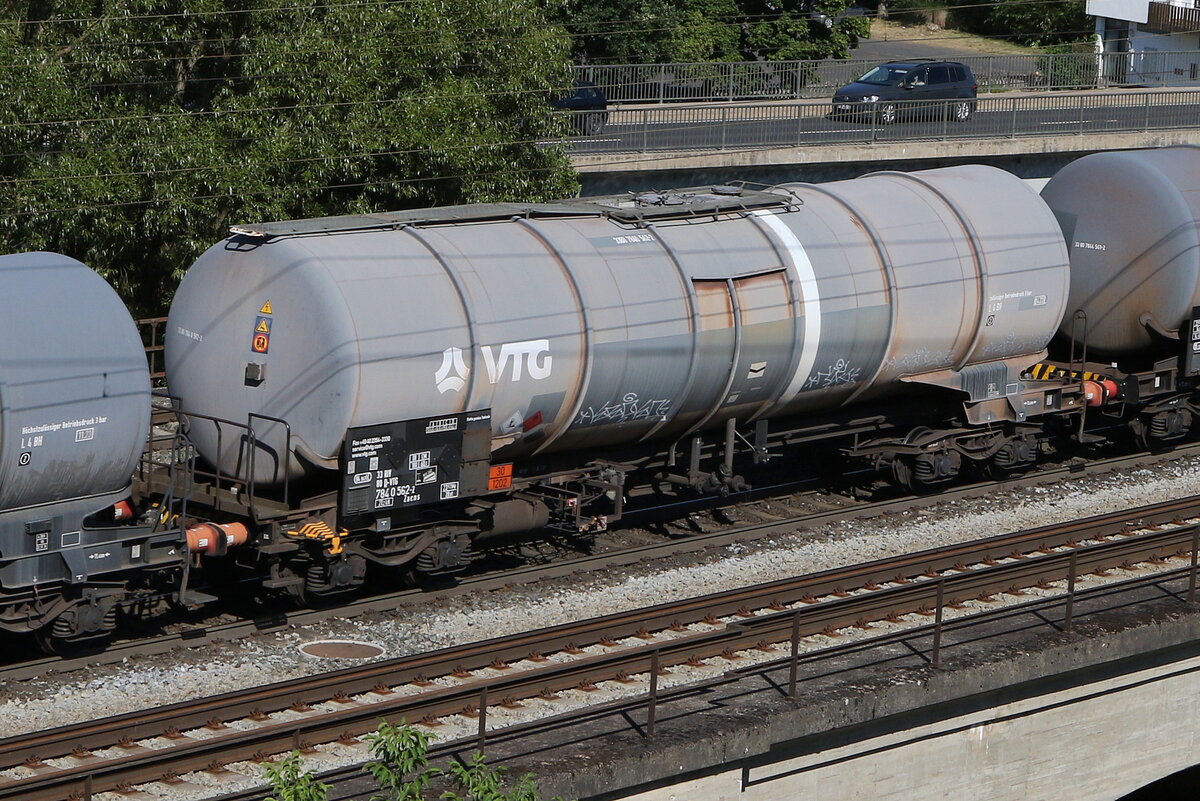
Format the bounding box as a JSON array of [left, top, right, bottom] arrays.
[[0, 253, 185, 648], [162, 164, 1085, 599], [1036, 145, 1200, 449]]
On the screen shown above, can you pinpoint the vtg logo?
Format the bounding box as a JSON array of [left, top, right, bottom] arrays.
[[435, 340, 552, 394]]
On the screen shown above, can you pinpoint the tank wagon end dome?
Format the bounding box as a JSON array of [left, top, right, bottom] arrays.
[[1041, 145, 1200, 357], [0, 252, 151, 513]]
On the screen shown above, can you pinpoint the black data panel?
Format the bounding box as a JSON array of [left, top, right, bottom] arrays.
[[339, 410, 492, 529], [1185, 306, 1200, 377]]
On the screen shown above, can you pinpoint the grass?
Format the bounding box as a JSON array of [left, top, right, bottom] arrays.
[[866, 17, 1043, 55]]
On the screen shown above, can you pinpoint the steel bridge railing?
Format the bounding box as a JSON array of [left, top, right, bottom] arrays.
[[575, 51, 1200, 104], [560, 89, 1200, 155]]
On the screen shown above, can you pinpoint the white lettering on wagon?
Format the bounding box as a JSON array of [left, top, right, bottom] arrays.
[[435, 340, 553, 393], [482, 339, 552, 384]]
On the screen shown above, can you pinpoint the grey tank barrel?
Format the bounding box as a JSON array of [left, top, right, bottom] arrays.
[[165, 165, 1070, 485], [1040, 145, 1200, 358], [0, 252, 151, 514]]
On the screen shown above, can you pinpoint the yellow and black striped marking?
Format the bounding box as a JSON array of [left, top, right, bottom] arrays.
[[291, 521, 345, 555], [1027, 363, 1104, 382]]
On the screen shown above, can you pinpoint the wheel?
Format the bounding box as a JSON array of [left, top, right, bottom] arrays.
[[1128, 418, 1151, 452], [583, 113, 604, 135], [877, 103, 897, 124], [902, 425, 936, 446], [34, 626, 110, 656], [951, 100, 972, 122], [891, 456, 916, 493]]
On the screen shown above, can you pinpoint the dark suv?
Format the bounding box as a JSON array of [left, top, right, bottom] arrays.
[[552, 81, 609, 135], [832, 60, 977, 124]]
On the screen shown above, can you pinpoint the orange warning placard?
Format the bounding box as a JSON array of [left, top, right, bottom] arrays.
[[487, 463, 513, 491], [252, 333, 270, 353]]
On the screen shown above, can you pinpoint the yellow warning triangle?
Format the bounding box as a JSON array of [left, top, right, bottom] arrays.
[[255, 319, 271, 333], [259, 300, 273, 315]]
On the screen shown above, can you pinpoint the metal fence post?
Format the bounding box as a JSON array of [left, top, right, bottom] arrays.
[[932, 579, 945, 667], [1145, 92, 1152, 132], [1078, 92, 1085, 136], [641, 108, 649, 154], [1064, 551, 1077, 632], [788, 609, 801, 698], [720, 105, 729, 151], [1010, 95, 1018, 139], [477, 685, 488, 751], [1188, 528, 1198, 605], [727, 64, 735, 102], [646, 649, 659, 738]]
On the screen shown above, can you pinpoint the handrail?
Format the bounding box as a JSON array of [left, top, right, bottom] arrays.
[[574, 50, 1200, 104], [559, 88, 1200, 155]]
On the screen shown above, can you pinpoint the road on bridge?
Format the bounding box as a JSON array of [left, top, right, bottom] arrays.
[[565, 90, 1200, 156]]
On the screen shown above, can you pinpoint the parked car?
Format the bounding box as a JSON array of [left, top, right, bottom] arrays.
[[831, 60, 978, 124], [553, 81, 609, 135]]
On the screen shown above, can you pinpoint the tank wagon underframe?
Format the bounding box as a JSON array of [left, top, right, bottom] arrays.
[[135, 368, 1106, 601]]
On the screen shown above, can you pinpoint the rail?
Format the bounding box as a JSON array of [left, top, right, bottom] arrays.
[[5, 496, 1200, 800], [574, 50, 1200, 104], [561, 89, 1200, 154]]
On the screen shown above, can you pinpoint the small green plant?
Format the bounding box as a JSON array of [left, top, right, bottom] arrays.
[[362, 721, 561, 801], [264, 750, 329, 801], [366, 720, 442, 801], [444, 750, 548, 801]]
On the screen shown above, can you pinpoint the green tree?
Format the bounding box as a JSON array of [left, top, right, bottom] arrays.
[[984, 0, 1090, 47], [0, 1, 579, 315], [264, 750, 329, 801], [568, 0, 741, 64], [885, 0, 1091, 48], [566, 0, 868, 64]]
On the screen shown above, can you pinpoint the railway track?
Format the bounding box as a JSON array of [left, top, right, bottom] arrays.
[[4, 492, 1200, 801], [3, 442, 1197, 684]]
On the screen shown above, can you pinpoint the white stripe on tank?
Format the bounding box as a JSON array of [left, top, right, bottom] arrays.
[[753, 209, 822, 404]]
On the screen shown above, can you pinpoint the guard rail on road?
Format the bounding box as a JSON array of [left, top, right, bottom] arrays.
[[575, 51, 1200, 104], [560, 89, 1200, 154]]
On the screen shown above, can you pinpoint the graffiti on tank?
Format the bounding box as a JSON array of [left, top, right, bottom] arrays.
[[886, 348, 954, 372], [803, 359, 861, 389], [576, 392, 673, 426], [980, 331, 1048, 359]]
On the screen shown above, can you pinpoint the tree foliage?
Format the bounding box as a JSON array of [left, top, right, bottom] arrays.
[[984, 0, 1090, 47], [565, 0, 869, 63], [886, 0, 1090, 48], [0, 1, 579, 315]]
